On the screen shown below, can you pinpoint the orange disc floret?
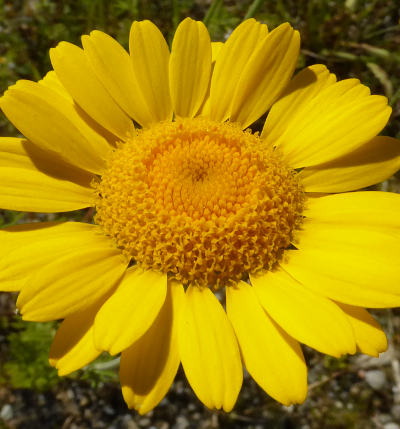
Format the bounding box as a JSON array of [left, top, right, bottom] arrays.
[[94, 118, 304, 288]]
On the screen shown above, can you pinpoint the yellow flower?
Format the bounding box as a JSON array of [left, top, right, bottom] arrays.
[[0, 17, 399, 414]]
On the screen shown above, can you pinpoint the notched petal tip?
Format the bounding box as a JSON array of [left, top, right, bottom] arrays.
[[80, 34, 90, 46]]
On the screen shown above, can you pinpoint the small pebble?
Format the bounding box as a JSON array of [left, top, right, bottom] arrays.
[[138, 417, 151, 427], [123, 419, 139, 429], [365, 370, 387, 390], [84, 409, 92, 419], [0, 404, 13, 421], [174, 416, 189, 429], [79, 395, 89, 407], [37, 394, 46, 406], [383, 424, 400, 429], [334, 401, 344, 409], [103, 405, 116, 416]]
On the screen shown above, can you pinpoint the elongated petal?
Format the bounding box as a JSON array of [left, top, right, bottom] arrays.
[[120, 280, 184, 415], [17, 240, 128, 321], [211, 42, 223, 61], [39, 71, 120, 145], [0, 80, 112, 173], [226, 281, 307, 405], [129, 20, 172, 124], [0, 221, 82, 258], [0, 222, 102, 291], [336, 303, 388, 357], [209, 19, 268, 122], [0, 137, 94, 212], [284, 250, 400, 308], [197, 42, 224, 118], [94, 268, 167, 355], [49, 301, 103, 376], [262, 65, 336, 141], [230, 23, 300, 128], [50, 41, 134, 141], [39, 70, 72, 100], [0, 137, 90, 177], [251, 269, 356, 357], [178, 285, 242, 411], [299, 136, 400, 192], [0, 221, 99, 257], [169, 18, 211, 118], [284, 218, 400, 307], [263, 70, 391, 168], [82, 30, 152, 128], [299, 214, 400, 248], [304, 191, 400, 232]]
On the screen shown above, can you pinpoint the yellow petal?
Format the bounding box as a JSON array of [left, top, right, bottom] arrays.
[[120, 280, 184, 415], [295, 219, 400, 280], [169, 18, 211, 118], [49, 300, 103, 376], [336, 303, 388, 357], [129, 20, 172, 124], [262, 64, 336, 140], [0, 80, 111, 174], [196, 42, 224, 118], [209, 19, 268, 122], [284, 216, 400, 307], [94, 268, 167, 355], [0, 221, 77, 260], [211, 42, 223, 62], [0, 222, 102, 292], [178, 285, 242, 411], [39, 70, 72, 100], [299, 136, 400, 192], [263, 71, 391, 168], [39, 71, 120, 145], [230, 23, 300, 128], [17, 237, 128, 321], [251, 269, 356, 357], [0, 137, 90, 176], [299, 210, 400, 251], [304, 191, 400, 233], [82, 31, 152, 128], [284, 249, 400, 308], [0, 137, 94, 212], [226, 281, 307, 405], [50, 41, 134, 141]]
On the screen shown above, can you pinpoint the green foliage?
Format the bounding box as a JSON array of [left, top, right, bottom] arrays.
[[0, 316, 120, 392], [0, 210, 25, 228], [1, 319, 59, 390], [323, 354, 350, 371], [79, 355, 120, 388]]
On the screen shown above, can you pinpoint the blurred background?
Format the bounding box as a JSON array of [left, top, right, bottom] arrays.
[[1, 0, 400, 428]]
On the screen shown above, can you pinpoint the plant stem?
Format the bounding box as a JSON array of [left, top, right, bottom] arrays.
[[244, 0, 264, 20], [203, 0, 223, 27]]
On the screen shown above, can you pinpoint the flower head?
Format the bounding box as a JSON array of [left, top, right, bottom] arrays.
[[95, 118, 304, 288], [0, 17, 399, 414]]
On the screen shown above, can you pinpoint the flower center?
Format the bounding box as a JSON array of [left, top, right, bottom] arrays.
[[94, 118, 304, 289]]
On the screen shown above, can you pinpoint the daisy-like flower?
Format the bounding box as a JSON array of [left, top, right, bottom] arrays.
[[1, 17, 399, 414]]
